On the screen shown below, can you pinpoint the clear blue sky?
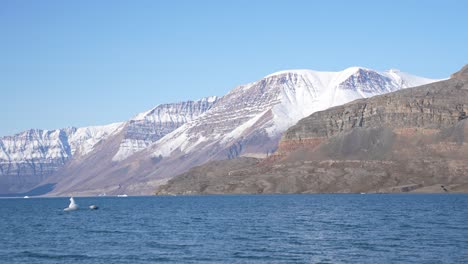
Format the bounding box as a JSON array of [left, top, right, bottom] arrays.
[[1, 0, 467, 136]]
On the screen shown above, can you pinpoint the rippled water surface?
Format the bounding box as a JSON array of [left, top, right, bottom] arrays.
[[1, 194, 467, 263]]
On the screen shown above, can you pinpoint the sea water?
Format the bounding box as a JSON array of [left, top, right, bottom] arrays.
[[0, 194, 467, 263]]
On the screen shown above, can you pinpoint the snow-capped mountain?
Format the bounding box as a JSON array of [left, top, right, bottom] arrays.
[[150, 67, 437, 161], [0, 97, 219, 195], [0, 123, 123, 194], [0, 67, 440, 196], [113, 96, 218, 161], [45, 67, 438, 196]]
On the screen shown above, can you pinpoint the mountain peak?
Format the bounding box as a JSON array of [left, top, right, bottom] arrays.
[[132, 96, 219, 121], [202, 96, 219, 103], [264, 69, 315, 79], [265, 67, 373, 79], [451, 64, 468, 80], [343, 66, 371, 73]]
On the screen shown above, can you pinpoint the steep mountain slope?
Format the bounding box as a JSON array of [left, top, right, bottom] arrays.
[[150, 67, 436, 160], [113, 96, 218, 161], [0, 123, 123, 194], [40, 97, 219, 196], [45, 67, 437, 196], [156, 66, 468, 195]]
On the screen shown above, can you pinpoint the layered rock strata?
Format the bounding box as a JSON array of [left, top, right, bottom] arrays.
[[156, 65, 468, 195]]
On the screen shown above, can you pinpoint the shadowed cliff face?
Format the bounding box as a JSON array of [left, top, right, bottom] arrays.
[[156, 66, 468, 195]]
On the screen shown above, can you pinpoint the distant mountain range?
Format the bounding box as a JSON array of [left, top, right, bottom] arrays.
[[0, 67, 438, 196], [0, 123, 122, 194]]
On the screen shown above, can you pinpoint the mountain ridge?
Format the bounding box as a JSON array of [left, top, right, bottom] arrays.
[[0, 97, 217, 195], [0, 122, 123, 194], [46, 67, 437, 196], [156, 67, 468, 195], [0, 67, 439, 196]]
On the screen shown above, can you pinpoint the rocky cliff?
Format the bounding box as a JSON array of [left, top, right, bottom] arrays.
[[156, 65, 468, 195], [277, 78, 466, 157]]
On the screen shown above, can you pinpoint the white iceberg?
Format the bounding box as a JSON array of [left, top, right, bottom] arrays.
[[64, 197, 79, 211]]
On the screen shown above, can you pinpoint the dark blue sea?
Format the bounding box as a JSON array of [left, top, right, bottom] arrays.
[[0, 194, 467, 263]]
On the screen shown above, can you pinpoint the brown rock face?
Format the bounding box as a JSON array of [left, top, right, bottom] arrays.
[[281, 78, 466, 149], [451, 64, 468, 80], [156, 66, 468, 195]]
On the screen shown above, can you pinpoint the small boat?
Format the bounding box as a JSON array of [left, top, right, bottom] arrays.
[[89, 205, 99, 210], [23, 196, 30, 199], [117, 194, 128, 197]]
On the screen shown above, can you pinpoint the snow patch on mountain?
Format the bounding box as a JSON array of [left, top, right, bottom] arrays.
[[221, 109, 270, 144], [69, 122, 124, 156], [152, 127, 189, 157], [112, 96, 219, 161], [266, 67, 439, 136], [382, 69, 444, 88]]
